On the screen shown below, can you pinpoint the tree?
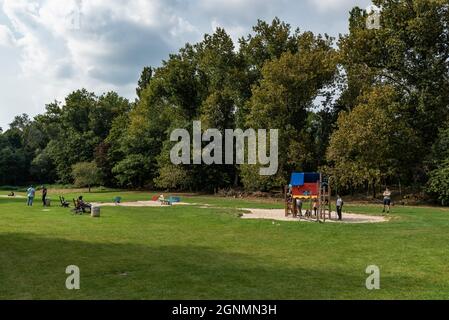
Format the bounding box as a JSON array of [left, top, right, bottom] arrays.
[[71, 162, 101, 192], [112, 154, 151, 188], [136, 67, 153, 99], [427, 162, 449, 205], [427, 126, 449, 203], [326, 86, 419, 196], [338, 0, 449, 185], [243, 32, 338, 190]]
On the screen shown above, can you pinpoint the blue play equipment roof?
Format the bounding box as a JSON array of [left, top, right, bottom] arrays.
[[290, 172, 320, 186]]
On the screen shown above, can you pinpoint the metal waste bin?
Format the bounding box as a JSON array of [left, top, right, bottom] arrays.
[[91, 206, 100, 218]]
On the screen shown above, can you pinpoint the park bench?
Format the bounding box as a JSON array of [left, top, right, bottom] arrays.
[[160, 199, 172, 206], [168, 196, 181, 203], [59, 196, 70, 208]]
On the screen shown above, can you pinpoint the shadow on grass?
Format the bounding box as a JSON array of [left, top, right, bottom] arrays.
[[0, 197, 29, 205], [0, 232, 433, 300]]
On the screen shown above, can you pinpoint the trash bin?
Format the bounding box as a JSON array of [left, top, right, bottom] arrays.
[[91, 206, 100, 218]]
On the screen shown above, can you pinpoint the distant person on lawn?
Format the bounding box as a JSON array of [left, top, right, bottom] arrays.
[[382, 187, 392, 214], [26, 186, 36, 206], [336, 195, 344, 221], [42, 185, 48, 206]]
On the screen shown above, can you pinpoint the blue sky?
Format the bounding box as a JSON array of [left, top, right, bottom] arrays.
[[0, 0, 371, 130]]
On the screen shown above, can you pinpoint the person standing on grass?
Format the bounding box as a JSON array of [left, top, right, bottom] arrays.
[[41, 186, 48, 206], [26, 186, 36, 206], [383, 187, 392, 214], [336, 195, 344, 221]]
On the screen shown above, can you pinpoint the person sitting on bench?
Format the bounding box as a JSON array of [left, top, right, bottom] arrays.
[[77, 196, 92, 213], [8, 191, 15, 197]]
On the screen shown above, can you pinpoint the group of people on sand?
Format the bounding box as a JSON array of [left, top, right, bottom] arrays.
[[293, 195, 345, 221], [25, 185, 47, 207], [291, 186, 393, 222]]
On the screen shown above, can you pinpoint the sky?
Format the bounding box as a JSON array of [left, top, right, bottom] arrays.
[[0, 0, 371, 130]]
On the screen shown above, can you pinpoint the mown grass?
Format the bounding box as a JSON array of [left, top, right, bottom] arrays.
[[1, 190, 449, 300]]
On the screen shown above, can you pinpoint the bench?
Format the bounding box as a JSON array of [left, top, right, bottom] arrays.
[[168, 196, 181, 203], [160, 199, 172, 206], [59, 196, 70, 208]]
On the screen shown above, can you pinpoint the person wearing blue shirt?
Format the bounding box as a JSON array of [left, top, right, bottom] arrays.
[[27, 186, 36, 206]]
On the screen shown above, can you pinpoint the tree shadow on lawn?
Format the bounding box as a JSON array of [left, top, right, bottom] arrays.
[[0, 197, 30, 205], [0, 232, 435, 300]]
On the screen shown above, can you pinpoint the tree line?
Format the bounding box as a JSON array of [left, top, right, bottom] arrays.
[[1, 0, 449, 202]]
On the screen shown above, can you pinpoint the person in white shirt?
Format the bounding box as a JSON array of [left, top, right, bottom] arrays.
[[336, 195, 344, 221], [382, 188, 392, 214]]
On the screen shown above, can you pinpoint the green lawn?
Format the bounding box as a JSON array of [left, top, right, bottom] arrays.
[[1, 190, 449, 300]]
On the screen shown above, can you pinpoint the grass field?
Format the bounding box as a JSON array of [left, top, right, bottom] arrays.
[[1, 190, 449, 300]]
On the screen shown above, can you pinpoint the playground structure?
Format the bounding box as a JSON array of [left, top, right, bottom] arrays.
[[285, 172, 332, 222]]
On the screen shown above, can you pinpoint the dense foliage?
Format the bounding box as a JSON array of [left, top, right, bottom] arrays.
[[1, 1, 448, 200]]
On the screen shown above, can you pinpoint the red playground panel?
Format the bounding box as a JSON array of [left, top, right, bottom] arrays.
[[292, 183, 319, 198]]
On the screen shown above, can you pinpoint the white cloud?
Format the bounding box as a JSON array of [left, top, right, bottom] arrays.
[[0, 0, 370, 129], [308, 0, 359, 12], [0, 0, 200, 128], [0, 24, 14, 46]]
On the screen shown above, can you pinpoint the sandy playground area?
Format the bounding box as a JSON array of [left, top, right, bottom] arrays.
[[92, 200, 192, 207], [90, 200, 387, 224], [241, 208, 388, 224], [0, 195, 25, 199]]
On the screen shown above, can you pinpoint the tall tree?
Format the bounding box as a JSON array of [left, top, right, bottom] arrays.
[[243, 32, 338, 190]]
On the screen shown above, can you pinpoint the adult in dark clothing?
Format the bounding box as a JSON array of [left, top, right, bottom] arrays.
[[42, 186, 48, 206]]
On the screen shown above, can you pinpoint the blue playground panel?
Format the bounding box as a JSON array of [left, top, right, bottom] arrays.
[[290, 172, 320, 186], [290, 173, 305, 186]]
